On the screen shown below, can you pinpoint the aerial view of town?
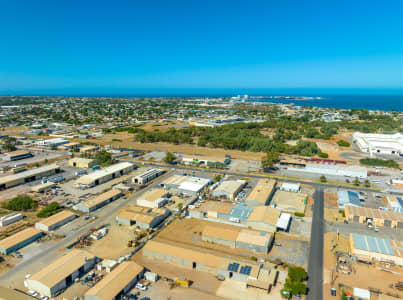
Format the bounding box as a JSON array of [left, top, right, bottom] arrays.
[[0, 1, 402, 300]]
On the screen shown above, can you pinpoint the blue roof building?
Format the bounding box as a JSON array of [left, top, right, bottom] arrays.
[[337, 190, 362, 209]]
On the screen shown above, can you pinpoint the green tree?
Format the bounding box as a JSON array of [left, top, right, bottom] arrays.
[[213, 175, 221, 183], [320, 175, 327, 183], [95, 150, 114, 166], [37, 202, 62, 218], [2, 142, 17, 152], [337, 140, 350, 147], [3, 196, 36, 211], [318, 152, 329, 158], [364, 179, 371, 187], [262, 152, 280, 169], [163, 152, 176, 164], [353, 177, 360, 186]]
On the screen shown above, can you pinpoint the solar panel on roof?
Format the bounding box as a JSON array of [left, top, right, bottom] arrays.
[[367, 236, 378, 252], [233, 263, 239, 272]]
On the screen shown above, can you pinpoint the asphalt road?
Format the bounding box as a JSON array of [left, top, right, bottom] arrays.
[[307, 186, 324, 300]]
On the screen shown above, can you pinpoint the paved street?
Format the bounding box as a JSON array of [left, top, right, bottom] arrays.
[[307, 186, 324, 300]]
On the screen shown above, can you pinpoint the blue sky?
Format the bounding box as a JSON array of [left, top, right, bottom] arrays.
[[0, 0, 403, 94]]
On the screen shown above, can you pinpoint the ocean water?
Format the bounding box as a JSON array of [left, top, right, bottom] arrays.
[[248, 95, 403, 111]]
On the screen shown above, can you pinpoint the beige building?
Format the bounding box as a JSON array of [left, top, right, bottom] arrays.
[[136, 188, 169, 208], [244, 206, 282, 232], [344, 205, 403, 229], [25, 250, 96, 297], [0, 164, 60, 190], [74, 189, 123, 213], [116, 206, 170, 229], [0, 227, 43, 255], [85, 261, 144, 300], [35, 210, 76, 232], [68, 157, 96, 168], [350, 233, 403, 266], [246, 179, 276, 206], [212, 180, 246, 200], [271, 190, 307, 214]]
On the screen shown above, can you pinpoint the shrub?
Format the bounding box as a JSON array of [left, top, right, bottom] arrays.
[[318, 152, 329, 158], [294, 212, 305, 217], [320, 175, 327, 183], [37, 202, 62, 218], [360, 158, 399, 169], [251, 256, 258, 261], [337, 140, 350, 147], [3, 196, 36, 211]]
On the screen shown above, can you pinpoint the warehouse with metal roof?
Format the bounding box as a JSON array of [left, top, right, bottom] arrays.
[[161, 175, 188, 190], [244, 206, 282, 232], [245, 179, 276, 206], [132, 168, 163, 185], [337, 190, 362, 209], [25, 250, 96, 297], [85, 261, 144, 300], [136, 188, 169, 208], [271, 190, 307, 214], [35, 210, 76, 232], [2, 150, 33, 161], [74, 189, 123, 213], [116, 206, 170, 229], [212, 180, 246, 200], [178, 176, 211, 195], [0, 164, 60, 190], [0, 227, 43, 255], [75, 162, 134, 188], [143, 240, 277, 292], [68, 157, 96, 169], [350, 233, 403, 266], [344, 205, 403, 229]]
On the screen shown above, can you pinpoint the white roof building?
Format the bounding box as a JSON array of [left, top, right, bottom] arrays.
[[178, 177, 211, 194], [353, 132, 403, 157], [276, 213, 291, 231], [280, 183, 300, 193]]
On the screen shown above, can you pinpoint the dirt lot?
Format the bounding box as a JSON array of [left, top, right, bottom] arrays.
[[324, 208, 344, 223], [323, 232, 403, 300], [156, 218, 270, 260], [268, 235, 309, 267], [136, 280, 224, 300], [324, 191, 338, 208], [86, 222, 135, 259]]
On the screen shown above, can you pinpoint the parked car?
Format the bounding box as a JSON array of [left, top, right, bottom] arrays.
[[136, 283, 147, 291]]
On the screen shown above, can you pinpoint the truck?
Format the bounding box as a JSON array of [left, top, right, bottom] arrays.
[[75, 169, 87, 176]]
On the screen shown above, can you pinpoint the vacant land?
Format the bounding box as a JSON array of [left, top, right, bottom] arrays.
[[268, 235, 309, 267]]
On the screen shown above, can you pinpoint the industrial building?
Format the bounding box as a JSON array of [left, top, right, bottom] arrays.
[[31, 181, 57, 193], [279, 182, 300, 193], [75, 162, 134, 188], [202, 225, 273, 253], [132, 168, 164, 185], [353, 132, 403, 157], [35, 210, 76, 232], [245, 179, 276, 206], [178, 177, 211, 195], [344, 205, 403, 229], [287, 163, 368, 179], [0, 164, 61, 190], [74, 189, 123, 213], [181, 155, 231, 167], [350, 233, 403, 266], [136, 189, 169, 208], [68, 157, 96, 169], [0, 228, 43, 254], [244, 206, 282, 232], [337, 190, 362, 209], [276, 213, 292, 231], [161, 174, 211, 195], [85, 261, 145, 300], [161, 175, 188, 190], [207, 203, 254, 222], [35, 138, 69, 147], [271, 190, 307, 214], [116, 206, 170, 229], [212, 180, 246, 200], [143, 240, 277, 292], [386, 195, 403, 211], [0, 213, 23, 227], [2, 150, 33, 161], [25, 250, 96, 297]]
